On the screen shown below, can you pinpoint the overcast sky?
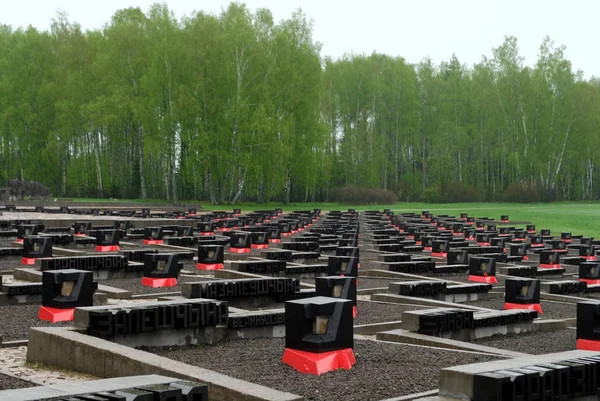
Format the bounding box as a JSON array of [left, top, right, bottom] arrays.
[[2, 0, 598, 77]]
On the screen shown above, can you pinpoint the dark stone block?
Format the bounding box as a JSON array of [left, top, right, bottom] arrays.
[[285, 296, 353, 353], [184, 277, 300, 299], [505, 278, 540, 304], [42, 269, 95, 309], [197, 245, 224, 265], [468, 256, 496, 277], [22, 235, 53, 259], [327, 256, 358, 277], [577, 300, 600, 342], [315, 276, 356, 306], [143, 253, 181, 279]]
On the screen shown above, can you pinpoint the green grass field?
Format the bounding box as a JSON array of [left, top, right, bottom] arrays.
[[68, 198, 599, 238]]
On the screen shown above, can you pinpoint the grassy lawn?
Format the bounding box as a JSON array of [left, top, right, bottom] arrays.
[[65, 199, 599, 238]]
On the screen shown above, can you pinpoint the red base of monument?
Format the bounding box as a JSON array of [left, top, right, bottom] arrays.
[[143, 240, 164, 245], [582, 256, 597, 261], [269, 239, 281, 243], [200, 232, 214, 236], [218, 228, 231, 233], [282, 232, 292, 237], [431, 252, 448, 258], [423, 247, 432, 252], [251, 244, 269, 250], [282, 348, 355, 375], [527, 230, 536, 234], [141, 277, 178, 288], [95, 245, 120, 252], [530, 243, 545, 248], [230, 247, 251, 254], [468, 275, 498, 284], [353, 306, 357, 318], [21, 258, 37, 265], [540, 263, 562, 269], [503, 302, 543, 314], [15, 239, 23, 244], [197, 263, 224, 270], [73, 233, 87, 237], [38, 306, 75, 322], [476, 242, 491, 247], [576, 339, 600, 351], [580, 278, 600, 285]]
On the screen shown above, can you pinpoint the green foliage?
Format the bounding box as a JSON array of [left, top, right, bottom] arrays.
[[0, 8, 599, 203], [335, 186, 397, 205], [503, 182, 541, 203]]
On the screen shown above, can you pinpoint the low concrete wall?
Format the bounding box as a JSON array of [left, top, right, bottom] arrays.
[[27, 327, 304, 401]]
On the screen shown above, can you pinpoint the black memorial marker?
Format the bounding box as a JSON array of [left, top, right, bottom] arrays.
[[561, 232, 572, 243], [21, 235, 52, 265], [16, 223, 44, 243], [327, 256, 359, 278], [197, 245, 225, 271], [468, 256, 498, 284], [73, 221, 92, 236], [526, 224, 536, 234], [576, 300, 600, 351], [90, 229, 120, 252], [540, 250, 561, 269], [229, 231, 252, 254], [282, 296, 355, 375], [198, 221, 215, 236], [509, 243, 529, 261], [316, 276, 357, 318], [504, 278, 542, 314], [251, 231, 269, 250], [476, 232, 492, 246], [431, 240, 450, 258], [141, 253, 182, 288], [529, 234, 545, 248], [579, 244, 597, 261], [143, 226, 165, 245], [39, 269, 95, 322], [500, 215, 509, 222], [579, 261, 600, 285]]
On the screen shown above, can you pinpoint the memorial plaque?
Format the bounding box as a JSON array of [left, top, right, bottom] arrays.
[[197, 245, 224, 270], [41, 255, 128, 271], [579, 261, 600, 284], [229, 231, 252, 253], [504, 278, 541, 312], [143, 253, 182, 279], [22, 235, 52, 260], [183, 277, 300, 299], [468, 256, 497, 284], [86, 299, 228, 337]]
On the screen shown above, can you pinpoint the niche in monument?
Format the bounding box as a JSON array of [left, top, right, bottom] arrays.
[[197, 245, 225, 270], [90, 229, 120, 252], [579, 245, 597, 261], [315, 276, 357, 318], [561, 232, 572, 243], [282, 296, 355, 375], [476, 232, 492, 246], [500, 215, 509, 222], [229, 231, 252, 254], [39, 269, 95, 322], [504, 278, 542, 314], [468, 257, 498, 284], [460, 213, 468, 221], [447, 248, 468, 265], [142, 253, 182, 288], [232, 208, 242, 216], [526, 224, 536, 234], [21, 236, 53, 265]]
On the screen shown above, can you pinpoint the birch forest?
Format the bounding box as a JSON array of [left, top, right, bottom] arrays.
[[0, 3, 599, 203]]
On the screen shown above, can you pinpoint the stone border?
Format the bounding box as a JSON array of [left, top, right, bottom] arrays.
[[27, 326, 303, 401]]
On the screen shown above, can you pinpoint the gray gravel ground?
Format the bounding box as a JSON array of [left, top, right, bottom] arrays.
[[354, 301, 423, 325], [0, 304, 72, 341], [0, 373, 36, 390], [474, 328, 577, 355], [146, 337, 501, 401]]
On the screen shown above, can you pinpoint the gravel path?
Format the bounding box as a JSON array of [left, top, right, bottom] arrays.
[[0, 373, 36, 390], [0, 304, 72, 341], [147, 338, 500, 401], [354, 301, 422, 325], [356, 278, 396, 289], [0, 256, 25, 272], [475, 328, 577, 355]]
